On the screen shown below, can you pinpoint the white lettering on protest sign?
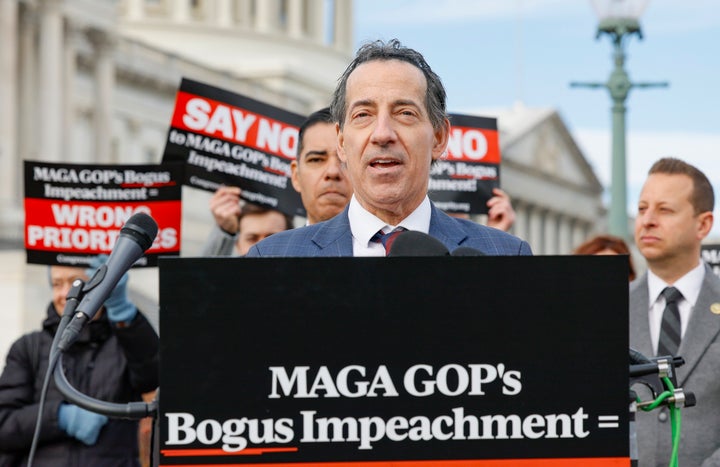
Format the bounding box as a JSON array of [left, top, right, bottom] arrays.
[[25, 203, 178, 251], [446, 128, 489, 161], [164, 406, 590, 453], [33, 166, 124, 184], [162, 362, 597, 453], [177, 95, 298, 159], [268, 365, 400, 399], [165, 413, 294, 452]]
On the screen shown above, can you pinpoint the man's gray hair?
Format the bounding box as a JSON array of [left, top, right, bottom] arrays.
[[330, 39, 448, 131]]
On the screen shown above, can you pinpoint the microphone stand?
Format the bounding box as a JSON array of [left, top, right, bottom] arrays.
[[50, 280, 158, 420], [629, 349, 695, 467]]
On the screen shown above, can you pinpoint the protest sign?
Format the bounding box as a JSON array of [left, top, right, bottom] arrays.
[[24, 160, 182, 267], [701, 244, 720, 278], [162, 78, 306, 217], [430, 113, 500, 214]]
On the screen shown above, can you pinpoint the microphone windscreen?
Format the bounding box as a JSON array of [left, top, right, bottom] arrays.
[[388, 231, 449, 257], [120, 212, 158, 251], [451, 246, 485, 256]]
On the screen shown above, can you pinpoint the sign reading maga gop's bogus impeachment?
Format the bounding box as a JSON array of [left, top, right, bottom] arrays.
[[158, 255, 630, 466], [24, 160, 182, 267]]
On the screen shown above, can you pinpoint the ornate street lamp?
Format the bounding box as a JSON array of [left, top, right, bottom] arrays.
[[571, 0, 668, 239]]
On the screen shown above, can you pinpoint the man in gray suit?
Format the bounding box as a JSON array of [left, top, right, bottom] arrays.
[[247, 39, 531, 257], [630, 157, 720, 466]]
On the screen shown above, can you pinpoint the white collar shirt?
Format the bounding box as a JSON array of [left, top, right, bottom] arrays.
[[348, 195, 432, 257], [647, 260, 705, 354]]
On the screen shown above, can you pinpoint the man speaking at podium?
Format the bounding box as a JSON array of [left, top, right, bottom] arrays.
[[247, 39, 531, 258]]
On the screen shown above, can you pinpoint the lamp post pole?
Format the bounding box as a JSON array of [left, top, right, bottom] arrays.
[[572, 18, 667, 239]]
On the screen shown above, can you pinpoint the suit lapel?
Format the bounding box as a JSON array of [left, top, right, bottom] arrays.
[[629, 274, 654, 359], [677, 264, 720, 385], [310, 208, 353, 256], [428, 203, 466, 251]]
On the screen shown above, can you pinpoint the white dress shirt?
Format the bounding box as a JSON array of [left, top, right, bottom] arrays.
[[647, 261, 705, 354], [347, 195, 432, 257]]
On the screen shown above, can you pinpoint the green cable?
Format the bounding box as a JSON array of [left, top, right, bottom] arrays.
[[663, 377, 681, 467], [636, 377, 682, 466], [639, 389, 672, 410]]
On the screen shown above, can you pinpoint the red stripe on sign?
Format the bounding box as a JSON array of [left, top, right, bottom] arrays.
[[445, 126, 500, 164], [24, 198, 182, 254], [120, 182, 177, 188], [170, 91, 298, 160], [159, 457, 630, 467], [161, 447, 298, 457]]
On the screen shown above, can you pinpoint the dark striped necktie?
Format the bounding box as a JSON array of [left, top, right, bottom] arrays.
[[657, 286, 683, 357], [371, 227, 406, 255]]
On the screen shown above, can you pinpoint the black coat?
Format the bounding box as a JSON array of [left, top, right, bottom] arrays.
[[0, 304, 159, 466]]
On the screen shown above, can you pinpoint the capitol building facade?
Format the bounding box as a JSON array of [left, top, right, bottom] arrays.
[[0, 0, 605, 359]]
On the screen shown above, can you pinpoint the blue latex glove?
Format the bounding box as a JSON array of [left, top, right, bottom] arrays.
[[86, 254, 137, 324], [58, 403, 108, 445]]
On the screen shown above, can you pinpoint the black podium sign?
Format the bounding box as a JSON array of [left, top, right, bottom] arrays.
[[159, 256, 630, 466]]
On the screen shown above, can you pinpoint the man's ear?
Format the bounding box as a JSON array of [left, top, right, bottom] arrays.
[[336, 122, 347, 164], [431, 118, 450, 161], [290, 160, 301, 193], [697, 211, 714, 240]]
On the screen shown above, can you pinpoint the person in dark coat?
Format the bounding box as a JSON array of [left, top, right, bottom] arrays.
[[0, 260, 159, 467]]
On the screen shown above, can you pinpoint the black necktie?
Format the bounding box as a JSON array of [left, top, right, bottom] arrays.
[[657, 286, 683, 357], [371, 227, 406, 255]]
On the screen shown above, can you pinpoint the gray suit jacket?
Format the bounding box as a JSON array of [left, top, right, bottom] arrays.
[[245, 203, 532, 257], [630, 264, 720, 467]]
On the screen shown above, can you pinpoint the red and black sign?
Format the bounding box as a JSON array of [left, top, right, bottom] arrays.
[[24, 160, 182, 267], [430, 113, 500, 214], [159, 255, 630, 466], [162, 78, 306, 218], [701, 244, 720, 278]]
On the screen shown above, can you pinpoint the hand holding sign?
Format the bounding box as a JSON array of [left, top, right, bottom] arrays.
[[209, 186, 242, 235]]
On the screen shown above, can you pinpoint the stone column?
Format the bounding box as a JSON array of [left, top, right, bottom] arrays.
[[572, 220, 589, 251], [543, 210, 557, 255], [88, 29, 116, 163], [255, 0, 280, 33], [125, 0, 144, 20], [19, 5, 37, 165], [38, 0, 64, 162], [333, 0, 353, 51], [528, 206, 544, 255], [171, 0, 190, 22], [0, 0, 19, 204], [557, 215, 574, 254], [287, 0, 304, 38], [512, 201, 528, 242], [236, 0, 252, 27], [215, 0, 232, 27], [306, 0, 325, 43], [63, 21, 81, 161]]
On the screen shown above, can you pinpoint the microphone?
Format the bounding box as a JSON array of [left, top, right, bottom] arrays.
[[629, 347, 651, 365], [388, 231, 449, 256], [58, 212, 158, 351], [451, 246, 486, 256]]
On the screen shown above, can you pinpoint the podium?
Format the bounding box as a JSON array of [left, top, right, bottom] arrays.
[[158, 255, 630, 466]]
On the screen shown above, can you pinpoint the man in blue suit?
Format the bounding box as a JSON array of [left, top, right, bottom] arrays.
[[247, 39, 531, 257]]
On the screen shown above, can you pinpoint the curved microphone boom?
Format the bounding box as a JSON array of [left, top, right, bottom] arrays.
[[388, 231, 449, 256], [58, 212, 158, 351]]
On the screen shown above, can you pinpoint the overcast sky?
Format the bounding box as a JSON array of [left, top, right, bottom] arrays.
[[353, 0, 720, 236]]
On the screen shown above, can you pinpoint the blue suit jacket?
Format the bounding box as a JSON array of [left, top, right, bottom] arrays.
[[246, 203, 532, 257]]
